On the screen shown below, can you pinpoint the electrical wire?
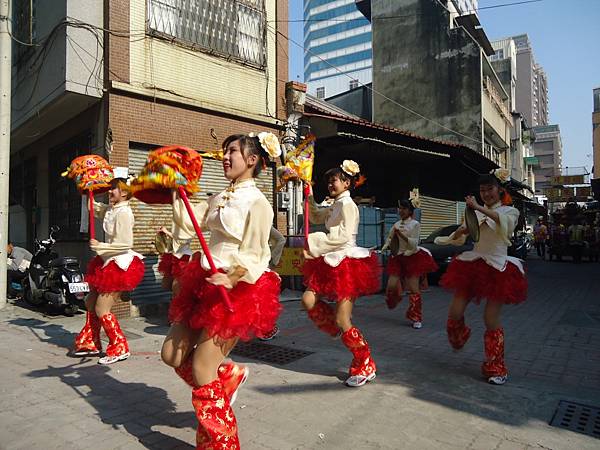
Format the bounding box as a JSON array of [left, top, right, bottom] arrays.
[[269, 0, 544, 23], [267, 24, 483, 144]]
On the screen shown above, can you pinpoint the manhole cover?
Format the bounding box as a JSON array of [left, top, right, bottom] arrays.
[[550, 400, 600, 438], [231, 341, 313, 365]]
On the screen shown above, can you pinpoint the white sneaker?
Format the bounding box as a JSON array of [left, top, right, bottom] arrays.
[[345, 372, 376, 387], [229, 367, 249, 406], [72, 349, 101, 357], [98, 352, 130, 365], [487, 375, 507, 385], [412, 321, 423, 329]]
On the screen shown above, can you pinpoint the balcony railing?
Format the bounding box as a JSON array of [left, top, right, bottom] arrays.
[[483, 76, 511, 121]]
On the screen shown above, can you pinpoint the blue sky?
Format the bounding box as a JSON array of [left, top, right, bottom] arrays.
[[288, 0, 600, 171]]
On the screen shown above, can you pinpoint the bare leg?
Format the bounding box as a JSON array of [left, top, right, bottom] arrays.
[[161, 323, 200, 368], [95, 292, 120, 317], [483, 300, 503, 330], [448, 295, 469, 321], [335, 299, 354, 332], [302, 289, 318, 311], [192, 329, 239, 386]]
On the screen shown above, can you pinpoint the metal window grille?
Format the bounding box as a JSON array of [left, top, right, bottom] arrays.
[[316, 87, 325, 99], [349, 79, 359, 90], [147, 0, 267, 69]]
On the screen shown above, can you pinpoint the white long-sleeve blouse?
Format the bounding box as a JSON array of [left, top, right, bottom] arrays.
[[306, 191, 370, 267]]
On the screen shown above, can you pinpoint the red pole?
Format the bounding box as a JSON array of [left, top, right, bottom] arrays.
[[303, 184, 310, 248], [88, 191, 95, 240], [177, 187, 233, 312]]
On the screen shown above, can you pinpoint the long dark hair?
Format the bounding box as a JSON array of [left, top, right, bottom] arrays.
[[398, 199, 415, 213], [222, 134, 269, 177], [324, 166, 364, 190], [477, 173, 512, 205], [110, 177, 133, 199]]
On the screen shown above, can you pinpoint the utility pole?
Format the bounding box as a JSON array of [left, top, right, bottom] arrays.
[[0, 0, 12, 309]]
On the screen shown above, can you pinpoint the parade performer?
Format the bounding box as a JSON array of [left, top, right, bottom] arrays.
[[157, 190, 204, 292], [72, 178, 145, 365], [437, 170, 527, 385], [301, 160, 381, 388], [382, 189, 438, 329], [161, 133, 282, 449]]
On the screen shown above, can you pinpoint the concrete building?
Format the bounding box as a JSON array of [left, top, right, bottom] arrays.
[[303, 0, 373, 99], [510, 34, 549, 127], [10, 0, 288, 315], [490, 37, 537, 197], [532, 124, 563, 196], [593, 87, 600, 199], [365, 0, 511, 166]]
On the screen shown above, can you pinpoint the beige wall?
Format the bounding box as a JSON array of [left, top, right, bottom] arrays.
[[129, 0, 277, 122]]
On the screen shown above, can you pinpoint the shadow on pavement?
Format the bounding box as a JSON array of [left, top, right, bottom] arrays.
[[8, 317, 75, 351], [26, 361, 194, 449]]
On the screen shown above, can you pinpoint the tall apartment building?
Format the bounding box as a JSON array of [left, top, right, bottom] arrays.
[[367, 0, 510, 165], [490, 37, 537, 196], [532, 125, 563, 196], [511, 34, 549, 127], [593, 88, 600, 199], [10, 0, 288, 313], [303, 0, 372, 99]]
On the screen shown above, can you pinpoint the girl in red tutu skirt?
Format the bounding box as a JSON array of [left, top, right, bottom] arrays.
[[438, 170, 527, 385], [161, 133, 282, 449], [157, 191, 204, 292], [302, 160, 381, 388], [72, 178, 145, 365], [382, 191, 438, 329]]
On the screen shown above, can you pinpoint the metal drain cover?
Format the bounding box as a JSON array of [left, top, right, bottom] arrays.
[[550, 400, 600, 438], [231, 341, 313, 365]]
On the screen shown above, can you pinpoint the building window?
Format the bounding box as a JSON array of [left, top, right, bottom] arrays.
[[316, 87, 325, 99], [349, 79, 359, 90], [48, 133, 93, 241], [147, 0, 267, 69]]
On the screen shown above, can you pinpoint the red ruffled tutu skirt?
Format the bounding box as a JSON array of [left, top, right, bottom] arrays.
[[85, 256, 145, 293], [302, 254, 381, 302], [440, 258, 527, 304], [386, 250, 438, 278], [158, 253, 191, 279], [170, 260, 282, 341]]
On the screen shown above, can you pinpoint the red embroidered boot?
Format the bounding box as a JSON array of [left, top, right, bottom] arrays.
[[175, 353, 196, 388], [307, 301, 340, 337], [73, 311, 102, 356], [482, 328, 508, 385], [192, 379, 240, 449], [385, 284, 402, 310], [341, 327, 377, 387], [98, 312, 130, 365], [447, 317, 471, 351], [218, 361, 249, 406], [406, 293, 423, 328]]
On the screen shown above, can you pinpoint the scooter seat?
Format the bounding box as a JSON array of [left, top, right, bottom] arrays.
[[50, 256, 79, 267]]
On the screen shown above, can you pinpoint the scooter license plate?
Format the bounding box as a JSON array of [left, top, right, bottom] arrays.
[[68, 282, 90, 294]]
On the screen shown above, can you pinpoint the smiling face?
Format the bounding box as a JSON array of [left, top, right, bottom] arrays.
[[327, 175, 350, 198], [479, 183, 501, 207], [108, 184, 128, 204], [222, 139, 258, 181]]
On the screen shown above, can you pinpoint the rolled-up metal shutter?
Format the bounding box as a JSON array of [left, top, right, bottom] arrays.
[[419, 195, 459, 239], [128, 147, 274, 305]]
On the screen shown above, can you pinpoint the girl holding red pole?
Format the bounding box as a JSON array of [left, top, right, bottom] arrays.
[[72, 178, 145, 365], [301, 160, 381, 388], [161, 133, 282, 449]]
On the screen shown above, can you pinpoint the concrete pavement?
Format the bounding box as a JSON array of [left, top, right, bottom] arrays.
[[1, 256, 599, 449]]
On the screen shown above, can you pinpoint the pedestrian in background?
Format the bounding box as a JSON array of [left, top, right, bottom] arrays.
[[533, 216, 548, 259]]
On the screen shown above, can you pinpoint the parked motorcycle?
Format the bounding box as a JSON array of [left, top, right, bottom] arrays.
[[23, 226, 88, 316], [508, 231, 530, 260]]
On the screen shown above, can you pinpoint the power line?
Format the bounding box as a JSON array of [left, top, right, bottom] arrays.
[[269, 0, 544, 23], [267, 24, 483, 145]]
